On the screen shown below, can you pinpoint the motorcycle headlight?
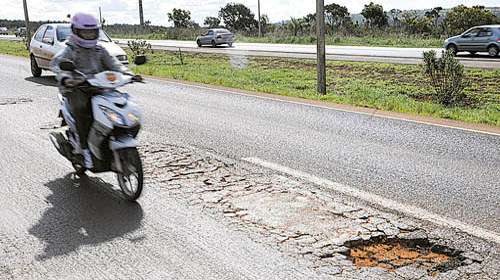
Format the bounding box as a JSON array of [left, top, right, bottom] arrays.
[[127, 112, 140, 124], [99, 105, 125, 125]]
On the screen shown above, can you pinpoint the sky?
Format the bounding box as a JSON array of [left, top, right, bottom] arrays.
[[1, 0, 499, 26]]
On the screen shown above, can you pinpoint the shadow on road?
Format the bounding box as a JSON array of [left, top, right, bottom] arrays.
[[456, 53, 500, 60], [29, 174, 144, 261], [24, 76, 58, 87]]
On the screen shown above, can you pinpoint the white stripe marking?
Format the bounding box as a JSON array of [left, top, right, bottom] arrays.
[[148, 78, 500, 137], [242, 157, 500, 244]]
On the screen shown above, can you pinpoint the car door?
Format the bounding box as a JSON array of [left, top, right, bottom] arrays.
[[37, 25, 59, 69], [30, 25, 47, 66], [456, 28, 480, 51], [476, 28, 493, 52], [204, 30, 214, 44]]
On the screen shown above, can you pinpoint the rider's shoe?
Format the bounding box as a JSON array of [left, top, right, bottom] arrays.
[[82, 149, 94, 169]]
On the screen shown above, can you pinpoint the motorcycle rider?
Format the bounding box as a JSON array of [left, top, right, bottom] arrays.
[[51, 12, 141, 169]]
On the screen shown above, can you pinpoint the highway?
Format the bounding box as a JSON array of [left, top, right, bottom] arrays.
[[1, 54, 499, 278], [2, 35, 500, 68]]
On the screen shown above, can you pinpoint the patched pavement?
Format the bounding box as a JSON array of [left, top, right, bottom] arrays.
[[141, 143, 499, 280]]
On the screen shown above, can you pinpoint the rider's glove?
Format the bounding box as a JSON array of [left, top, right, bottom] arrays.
[[62, 77, 84, 88]]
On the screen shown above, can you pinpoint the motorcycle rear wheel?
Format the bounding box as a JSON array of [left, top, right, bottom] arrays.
[[116, 148, 144, 201]]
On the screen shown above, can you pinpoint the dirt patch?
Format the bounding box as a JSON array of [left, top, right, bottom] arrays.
[[344, 236, 469, 274]]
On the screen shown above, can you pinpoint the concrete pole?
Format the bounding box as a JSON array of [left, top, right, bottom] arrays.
[[316, 0, 326, 95], [139, 0, 144, 26], [99, 7, 103, 25], [22, 0, 31, 49], [258, 0, 262, 37]]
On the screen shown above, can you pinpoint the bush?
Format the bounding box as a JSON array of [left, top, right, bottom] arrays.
[[423, 50, 469, 106], [127, 39, 152, 58]]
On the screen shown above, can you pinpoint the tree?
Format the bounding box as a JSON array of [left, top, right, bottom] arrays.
[[287, 17, 306, 36], [259, 14, 270, 34], [168, 8, 192, 28], [219, 3, 258, 32], [388, 9, 402, 28], [446, 5, 497, 36], [204, 16, 221, 28], [361, 2, 388, 28], [324, 3, 349, 30], [402, 11, 432, 34]]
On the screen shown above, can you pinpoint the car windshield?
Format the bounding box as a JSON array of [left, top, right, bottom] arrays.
[[216, 29, 231, 34], [56, 26, 111, 42]]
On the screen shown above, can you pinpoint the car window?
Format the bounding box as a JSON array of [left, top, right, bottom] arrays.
[[216, 29, 231, 34], [42, 26, 54, 44], [55, 25, 111, 42], [34, 26, 46, 42], [208, 30, 214, 36], [464, 28, 480, 37], [477, 28, 492, 37]]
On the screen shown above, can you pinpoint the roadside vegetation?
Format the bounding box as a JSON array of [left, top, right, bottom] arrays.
[[0, 40, 28, 57], [128, 49, 499, 126]]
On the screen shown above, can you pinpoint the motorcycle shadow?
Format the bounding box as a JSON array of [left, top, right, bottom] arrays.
[[28, 173, 144, 261], [24, 76, 58, 87]]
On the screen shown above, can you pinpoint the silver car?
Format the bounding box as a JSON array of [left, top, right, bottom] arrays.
[[29, 23, 128, 77], [444, 25, 500, 57], [196, 29, 234, 47]]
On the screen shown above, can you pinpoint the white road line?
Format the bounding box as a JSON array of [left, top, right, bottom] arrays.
[[150, 78, 500, 137], [242, 157, 500, 245]]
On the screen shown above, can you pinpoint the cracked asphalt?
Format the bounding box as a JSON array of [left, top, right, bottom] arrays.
[[0, 54, 499, 279]]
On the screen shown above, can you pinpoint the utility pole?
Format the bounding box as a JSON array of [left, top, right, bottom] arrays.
[[22, 0, 31, 49], [99, 7, 103, 25], [316, 0, 326, 95], [138, 0, 144, 26], [257, 0, 261, 37]]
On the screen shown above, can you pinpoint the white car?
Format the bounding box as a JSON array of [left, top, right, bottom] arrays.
[[0, 27, 8, 35], [29, 23, 128, 77]]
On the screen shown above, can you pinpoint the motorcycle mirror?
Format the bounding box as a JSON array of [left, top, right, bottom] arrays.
[[134, 55, 147, 66], [59, 60, 76, 71]]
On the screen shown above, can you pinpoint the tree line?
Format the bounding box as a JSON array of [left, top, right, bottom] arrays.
[[166, 2, 499, 37]]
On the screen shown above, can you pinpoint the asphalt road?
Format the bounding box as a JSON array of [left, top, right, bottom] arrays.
[[0, 55, 499, 277], [2, 35, 500, 68], [0, 55, 323, 279]]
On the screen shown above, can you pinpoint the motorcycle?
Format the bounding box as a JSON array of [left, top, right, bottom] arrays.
[[49, 60, 144, 201]]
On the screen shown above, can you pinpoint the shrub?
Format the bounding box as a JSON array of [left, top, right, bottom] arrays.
[[422, 50, 469, 106], [127, 39, 152, 58]]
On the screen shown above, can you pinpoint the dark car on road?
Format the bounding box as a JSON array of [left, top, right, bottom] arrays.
[[196, 29, 234, 47], [15, 27, 27, 37], [444, 25, 500, 57]]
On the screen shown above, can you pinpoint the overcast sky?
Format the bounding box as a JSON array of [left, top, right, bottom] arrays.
[[1, 0, 499, 26]]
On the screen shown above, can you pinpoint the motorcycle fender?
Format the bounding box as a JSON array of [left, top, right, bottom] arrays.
[[110, 137, 138, 151]]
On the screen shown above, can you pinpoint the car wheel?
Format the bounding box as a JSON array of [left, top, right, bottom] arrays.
[[197, 40, 202, 47], [446, 44, 458, 56], [211, 40, 216, 47], [30, 55, 42, 78], [228, 42, 233, 47], [488, 45, 499, 57]]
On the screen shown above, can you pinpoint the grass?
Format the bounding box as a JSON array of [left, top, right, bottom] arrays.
[[109, 31, 444, 48], [0, 40, 497, 126], [129, 50, 499, 126], [236, 34, 443, 48], [0, 40, 28, 57]]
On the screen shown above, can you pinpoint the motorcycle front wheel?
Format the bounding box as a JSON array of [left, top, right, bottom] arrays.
[[116, 148, 144, 201]]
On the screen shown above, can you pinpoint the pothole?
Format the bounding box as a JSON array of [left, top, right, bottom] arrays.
[[0, 97, 33, 105], [342, 236, 472, 275]]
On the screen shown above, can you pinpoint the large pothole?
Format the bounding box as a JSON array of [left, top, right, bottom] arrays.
[[342, 236, 472, 275]]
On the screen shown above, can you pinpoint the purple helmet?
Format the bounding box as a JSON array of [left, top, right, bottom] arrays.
[[71, 13, 100, 48]]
